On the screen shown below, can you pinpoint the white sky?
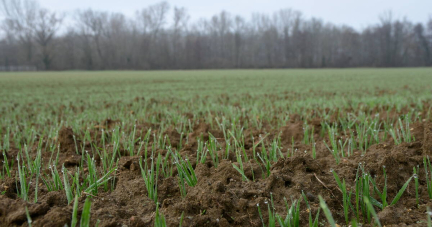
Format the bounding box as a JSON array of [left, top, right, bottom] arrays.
[[0, 0, 430, 34], [36, 0, 431, 30]]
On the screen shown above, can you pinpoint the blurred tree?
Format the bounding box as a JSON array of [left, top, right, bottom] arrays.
[[1, 1, 431, 70]]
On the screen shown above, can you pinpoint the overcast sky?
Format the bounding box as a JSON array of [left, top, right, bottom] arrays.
[[24, 0, 432, 30]]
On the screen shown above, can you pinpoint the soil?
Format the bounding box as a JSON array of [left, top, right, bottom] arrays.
[[1, 107, 432, 227]]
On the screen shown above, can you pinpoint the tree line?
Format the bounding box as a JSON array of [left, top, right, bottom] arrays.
[[0, 0, 431, 70]]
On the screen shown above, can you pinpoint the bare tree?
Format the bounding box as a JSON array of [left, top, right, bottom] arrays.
[[76, 9, 109, 69], [1, 1, 432, 70], [135, 1, 170, 68], [171, 6, 189, 67], [414, 23, 431, 66], [33, 8, 62, 69], [274, 9, 301, 66], [1, 0, 62, 69], [1, 0, 37, 63], [233, 15, 246, 68]]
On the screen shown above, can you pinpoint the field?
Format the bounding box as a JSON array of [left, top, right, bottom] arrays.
[[1, 68, 432, 226]]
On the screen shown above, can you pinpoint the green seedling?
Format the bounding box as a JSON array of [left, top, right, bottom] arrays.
[[71, 195, 79, 227], [155, 204, 167, 227], [139, 154, 160, 203], [80, 197, 92, 227], [318, 195, 336, 227]]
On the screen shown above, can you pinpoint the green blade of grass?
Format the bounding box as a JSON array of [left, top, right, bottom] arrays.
[[71, 195, 79, 227], [390, 176, 413, 206], [80, 197, 92, 227], [318, 195, 336, 227], [25, 206, 32, 227], [364, 196, 382, 227]]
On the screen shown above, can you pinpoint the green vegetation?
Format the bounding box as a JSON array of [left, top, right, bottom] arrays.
[[1, 68, 432, 226], [332, 165, 413, 225]]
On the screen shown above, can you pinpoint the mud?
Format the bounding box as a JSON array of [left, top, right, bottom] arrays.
[[1, 107, 432, 227]]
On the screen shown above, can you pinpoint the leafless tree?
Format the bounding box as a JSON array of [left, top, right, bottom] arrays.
[[33, 8, 62, 69], [171, 6, 189, 67], [135, 1, 170, 68], [1, 0, 62, 69], [1, 0, 37, 63], [1, 1, 431, 70], [76, 9, 109, 69]]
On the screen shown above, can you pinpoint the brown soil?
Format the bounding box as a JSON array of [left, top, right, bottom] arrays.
[[1, 111, 432, 227]]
